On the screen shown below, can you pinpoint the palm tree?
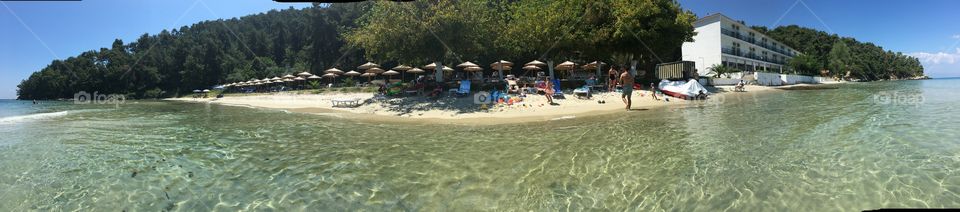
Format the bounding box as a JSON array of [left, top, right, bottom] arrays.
[[708, 64, 739, 78]]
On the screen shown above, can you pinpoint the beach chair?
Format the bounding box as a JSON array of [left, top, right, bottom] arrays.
[[454, 80, 471, 97], [551, 79, 564, 98], [506, 79, 520, 94], [331, 98, 363, 108], [573, 85, 591, 99]]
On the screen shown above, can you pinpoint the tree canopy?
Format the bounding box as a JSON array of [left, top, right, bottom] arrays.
[[769, 25, 923, 80]]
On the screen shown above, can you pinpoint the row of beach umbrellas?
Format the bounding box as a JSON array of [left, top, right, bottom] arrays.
[[221, 60, 611, 88]]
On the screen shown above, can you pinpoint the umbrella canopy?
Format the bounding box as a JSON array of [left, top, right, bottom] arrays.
[[392, 65, 413, 71], [271, 77, 282, 80], [457, 61, 479, 68], [324, 68, 344, 75], [202, 89, 210, 93], [262, 77, 271, 81], [262, 80, 274, 84], [283, 74, 295, 79], [322, 73, 338, 78], [273, 80, 284, 83], [523, 65, 541, 71], [406, 68, 425, 74], [382, 70, 400, 76], [297, 72, 313, 77], [360, 72, 377, 77], [294, 76, 305, 81], [423, 63, 437, 70], [344, 70, 361, 76], [526, 60, 547, 67], [192, 90, 201, 93], [555, 61, 577, 70], [358, 62, 379, 70], [464, 66, 484, 72], [491, 60, 513, 70], [582, 61, 606, 70], [442, 66, 454, 72], [365, 67, 385, 74], [283, 78, 294, 82], [307, 75, 322, 80]]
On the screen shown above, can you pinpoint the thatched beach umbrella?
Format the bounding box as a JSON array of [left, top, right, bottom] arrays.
[[457, 61, 479, 68], [297, 72, 313, 78], [325, 68, 344, 75], [365, 67, 385, 74], [382, 70, 399, 80], [393, 65, 412, 81], [555, 61, 577, 70], [464, 66, 484, 72], [283, 74, 295, 79], [526, 60, 547, 67], [344, 70, 361, 81], [442, 66, 453, 72], [361, 72, 377, 82], [491, 60, 513, 79], [407, 68, 425, 74], [358, 62, 379, 70], [322, 73, 338, 84], [423, 63, 437, 70], [582, 61, 605, 70]]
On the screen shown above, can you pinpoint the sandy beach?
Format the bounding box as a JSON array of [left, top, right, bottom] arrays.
[[165, 84, 823, 125]]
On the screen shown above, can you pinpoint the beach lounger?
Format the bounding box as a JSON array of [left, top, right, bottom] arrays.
[[551, 79, 564, 98], [454, 80, 471, 97], [573, 85, 591, 99], [331, 98, 362, 108], [506, 79, 520, 94]]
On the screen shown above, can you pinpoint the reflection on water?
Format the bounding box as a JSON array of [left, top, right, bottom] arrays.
[[1, 80, 960, 211]]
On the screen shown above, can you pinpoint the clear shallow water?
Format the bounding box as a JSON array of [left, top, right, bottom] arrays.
[[1, 79, 959, 211]]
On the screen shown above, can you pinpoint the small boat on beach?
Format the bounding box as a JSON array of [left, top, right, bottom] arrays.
[[658, 79, 709, 100]]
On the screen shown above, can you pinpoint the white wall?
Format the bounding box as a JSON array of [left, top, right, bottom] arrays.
[[755, 72, 782, 86], [682, 15, 722, 77], [711, 78, 740, 86]]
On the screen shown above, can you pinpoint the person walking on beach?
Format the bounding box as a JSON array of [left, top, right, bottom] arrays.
[[608, 67, 619, 92], [544, 78, 556, 105], [620, 68, 634, 110], [650, 82, 659, 101]]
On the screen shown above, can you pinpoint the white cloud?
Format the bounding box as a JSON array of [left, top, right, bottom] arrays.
[[954, 34, 960, 39], [910, 48, 960, 64]]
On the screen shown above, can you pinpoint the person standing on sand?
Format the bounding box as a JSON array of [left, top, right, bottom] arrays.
[[620, 69, 634, 110], [650, 82, 659, 101], [608, 67, 619, 92]]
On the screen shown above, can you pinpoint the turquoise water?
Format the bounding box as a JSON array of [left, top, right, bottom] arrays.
[[1, 79, 959, 211]]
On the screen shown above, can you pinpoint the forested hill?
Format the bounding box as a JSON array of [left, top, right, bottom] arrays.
[[16, 1, 701, 100], [16, 4, 370, 100], [753, 25, 924, 80]]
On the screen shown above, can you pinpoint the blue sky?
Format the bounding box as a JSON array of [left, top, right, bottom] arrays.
[[1, 0, 958, 99]]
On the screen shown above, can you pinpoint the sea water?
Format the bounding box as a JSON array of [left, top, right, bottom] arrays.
[[0, 79, 958, 211]]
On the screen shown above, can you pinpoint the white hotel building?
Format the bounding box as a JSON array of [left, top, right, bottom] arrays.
[[682, 13, 800, 77]]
